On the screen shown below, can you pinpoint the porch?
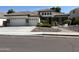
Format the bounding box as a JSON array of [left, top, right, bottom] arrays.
[[40, 15, 69, 25]]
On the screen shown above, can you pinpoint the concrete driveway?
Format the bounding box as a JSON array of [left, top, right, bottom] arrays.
[[0, 26, 36, 32]]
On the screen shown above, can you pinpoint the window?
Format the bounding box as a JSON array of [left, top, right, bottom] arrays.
[[42, 13, 44, 15], [45, 12, 51, 15], [47, 12, 49, 15], [45, 13, 46, 15]]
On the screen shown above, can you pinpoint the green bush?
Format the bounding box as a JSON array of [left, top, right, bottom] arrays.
[[74, 17, 79, 25], [63, 19, 71, 25], [36, 23, 51, 27], [36, 23, 43, 27], [41, 20, 49, 24]]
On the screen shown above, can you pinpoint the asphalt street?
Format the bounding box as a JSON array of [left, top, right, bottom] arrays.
[[0, 35, 79, 52]]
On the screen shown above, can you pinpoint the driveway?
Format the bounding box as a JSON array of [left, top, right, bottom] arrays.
[[0, 26, 36, 32]]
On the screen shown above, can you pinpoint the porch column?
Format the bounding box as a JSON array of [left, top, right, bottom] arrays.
[[59, 17, 62, 25], [38, 18, 40, 23]]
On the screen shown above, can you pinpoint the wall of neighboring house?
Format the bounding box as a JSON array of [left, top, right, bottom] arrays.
[[69, 8, 79, 18], [0, 19, 7, 26], [0, 13, 7, 26], [69, 14, 79, 18]]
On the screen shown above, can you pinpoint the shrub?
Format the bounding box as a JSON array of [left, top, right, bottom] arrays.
[[36, 23, 43, 27], [41, 20, 49, 24], [74, 17, 79, 25], [63, 19, 71, 25], [36, 23, 51, 27]]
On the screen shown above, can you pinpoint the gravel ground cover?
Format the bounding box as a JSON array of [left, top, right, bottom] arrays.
[[32, 27, 61, 32]]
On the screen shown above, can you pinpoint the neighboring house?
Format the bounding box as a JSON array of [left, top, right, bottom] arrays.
[[0, 12, 7, 26], [69, 8, 79, 18]]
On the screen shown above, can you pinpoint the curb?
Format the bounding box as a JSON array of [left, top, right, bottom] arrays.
[[0, 32, 79, 36]]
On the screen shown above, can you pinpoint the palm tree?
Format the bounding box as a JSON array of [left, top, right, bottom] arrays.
[[55, 7, 61, 12], [50, 6, 61, 12]]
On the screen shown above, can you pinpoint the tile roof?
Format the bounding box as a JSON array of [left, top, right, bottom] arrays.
[[70, 8, 79, 14], [51, 12, 64, 16], [38, 9, 55, 12], [5, 12, 39, 17]]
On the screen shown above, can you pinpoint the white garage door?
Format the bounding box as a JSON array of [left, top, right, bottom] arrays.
[[29, 19, 39, 26], [9, 19, 26, 26]]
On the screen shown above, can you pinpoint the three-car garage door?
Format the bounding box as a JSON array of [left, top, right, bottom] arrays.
[[9, 19, 26, 26]]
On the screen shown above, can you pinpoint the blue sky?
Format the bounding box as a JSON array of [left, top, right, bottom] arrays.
[[0, 6, 79, 13]]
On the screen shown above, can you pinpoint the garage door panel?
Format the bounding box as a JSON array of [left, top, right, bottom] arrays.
[[29, 19, 38, 26], [10, 19, 26, 26]]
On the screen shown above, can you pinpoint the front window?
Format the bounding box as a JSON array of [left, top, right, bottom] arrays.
[[42, 13, 44, 15], [47, 12, 49, 15], [45, 13, 46, 15]]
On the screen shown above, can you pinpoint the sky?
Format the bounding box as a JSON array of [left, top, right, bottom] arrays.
[[0, 6, 79, 13]]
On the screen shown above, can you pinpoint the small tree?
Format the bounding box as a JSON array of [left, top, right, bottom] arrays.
[[7, 9, 15, 14]]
